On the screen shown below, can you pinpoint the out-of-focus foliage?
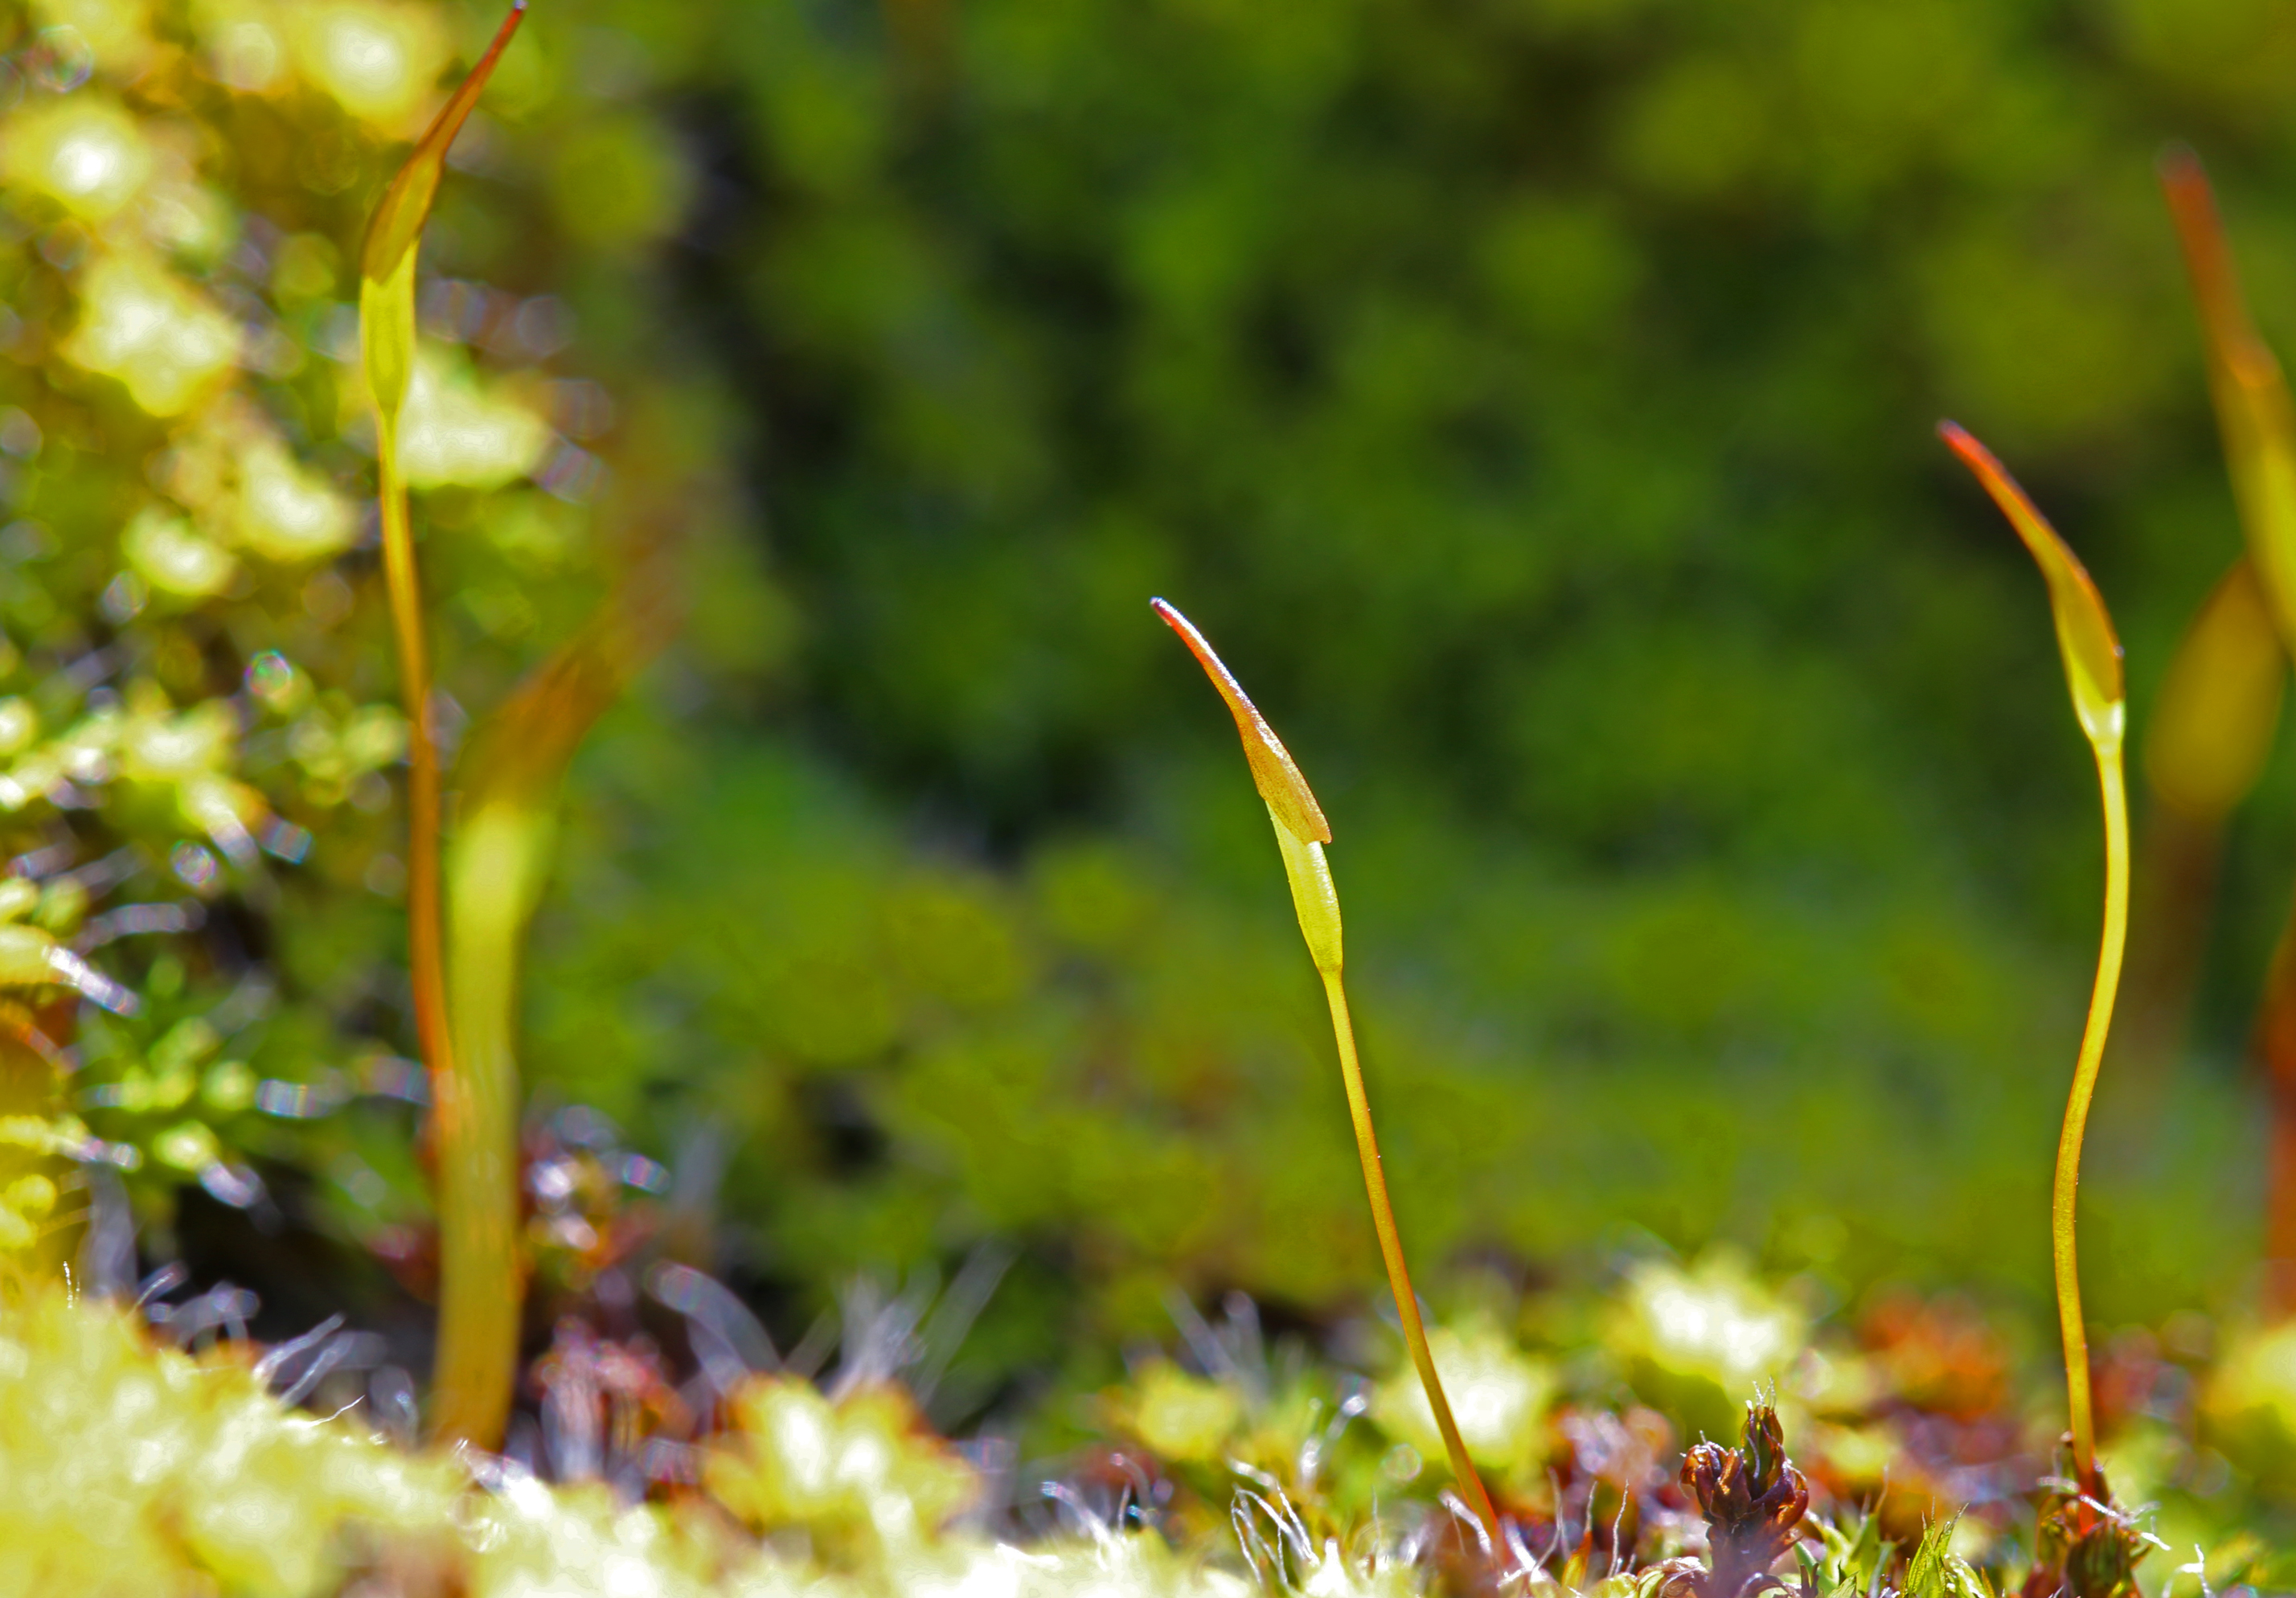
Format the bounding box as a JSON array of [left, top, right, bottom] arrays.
[[506, 0, 2296, 1359]]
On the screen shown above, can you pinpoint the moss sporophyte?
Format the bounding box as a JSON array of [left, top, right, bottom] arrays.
[[1152, 596, 1501, 1540], [359, 1, 530, 1449], [1937, 422, 2127, 1497]]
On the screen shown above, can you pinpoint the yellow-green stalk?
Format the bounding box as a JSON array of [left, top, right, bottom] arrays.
[[1939, 422, 2128, 1490], [357, 2, 528, 1448], [1152, 597, 1501, 1540]]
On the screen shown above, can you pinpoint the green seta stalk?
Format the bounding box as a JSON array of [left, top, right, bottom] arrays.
[[1153, 597, 1501, 1541], [1939, 422, 2129, 1489], [356, 1, 529, 1449]]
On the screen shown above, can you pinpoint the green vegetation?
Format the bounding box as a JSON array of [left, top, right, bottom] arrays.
[[16, 0, 2296, 1592]]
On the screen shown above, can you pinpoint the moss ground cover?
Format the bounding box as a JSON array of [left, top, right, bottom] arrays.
[[10, 1248, 2296, 1595]]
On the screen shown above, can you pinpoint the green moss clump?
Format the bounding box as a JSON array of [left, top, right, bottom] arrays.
[[0, 1278, 460, 1595]]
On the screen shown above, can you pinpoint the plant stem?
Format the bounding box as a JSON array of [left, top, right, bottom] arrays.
[[1154, 602, 1497, 1538], [356, 0, 530, 1452], [1318, 966, 1500, 1540], [375, 424, 455, 1115], [2052, 741, 2129, 1489], [379, 420, 516, 1448], [434, 806, 529, 1450]]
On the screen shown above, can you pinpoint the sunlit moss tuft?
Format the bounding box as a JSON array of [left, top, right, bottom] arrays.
[[121, 506, 237, 600], [0, 96, 151, 221], [0, 1280, 462, 1596], [64, 255, 243, 416], [1123, 1359, 1246, 1463], [234, 438, 359, 562], [287, 0, 453, 128], [706, 1376, 979, 1559], [391, 346, 554, 490], [1609, 1254, 1806, 1437]]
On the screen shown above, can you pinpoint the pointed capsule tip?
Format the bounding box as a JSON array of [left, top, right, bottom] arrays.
[[1150, 596, 1212, 663], [2159, 149, 2220, 232], [360, 0, 529, 283], [1151, 596, 1333, 846], [1938, 420, 2126, 729], [1937, 420, 2002, 482]]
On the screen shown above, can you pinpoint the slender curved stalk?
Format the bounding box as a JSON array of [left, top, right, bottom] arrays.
[[373, 432, 454, 1133], [357, 2, 528, 1448], [1940, 422, 2128, 1491], [2050, 745, 2128, 1483], [1319, 967, 1500, 1536], [1154, 598, 1500, 1539]]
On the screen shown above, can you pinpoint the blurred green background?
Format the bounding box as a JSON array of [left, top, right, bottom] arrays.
[[516, 0, 2296, 1341], [15, 0, 2296, 1403], [504, 0, 2296, 1363]]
